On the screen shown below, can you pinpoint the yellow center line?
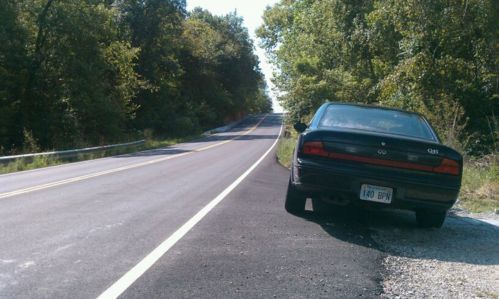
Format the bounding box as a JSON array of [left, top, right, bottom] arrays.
[[0, 115, 268, 200]]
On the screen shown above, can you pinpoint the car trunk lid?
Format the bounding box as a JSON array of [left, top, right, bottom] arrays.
[[300, 129, 462, 176]]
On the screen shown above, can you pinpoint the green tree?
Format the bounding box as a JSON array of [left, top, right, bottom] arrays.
[[0, 0, 143, 152], [258, 0, 498, 153], [119, 0, 188, 135], [0, 1, 29, 152], [0, 1, 270, 154], [182, 9, 271, 127]]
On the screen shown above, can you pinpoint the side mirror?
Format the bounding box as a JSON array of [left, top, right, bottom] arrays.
[[293, 122, 307, 133]]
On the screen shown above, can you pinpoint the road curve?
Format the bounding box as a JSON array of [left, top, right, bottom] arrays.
[[0, 114, 382, 298]]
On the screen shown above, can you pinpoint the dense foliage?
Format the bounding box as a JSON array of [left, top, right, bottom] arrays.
[[0, 0, 271, 154], [258, 0, 498, 154]]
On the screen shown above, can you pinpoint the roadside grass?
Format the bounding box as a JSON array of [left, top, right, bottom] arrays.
[[0, 156, 64, 174], [275, 127, 498, 213], [476, 291, 499, 299], [0, 135, 200, 175], [276, 125, 297, 169], [458, 154, 498, 213]]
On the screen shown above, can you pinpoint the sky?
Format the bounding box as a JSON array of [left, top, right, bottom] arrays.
[[186, 0, 283, 112]]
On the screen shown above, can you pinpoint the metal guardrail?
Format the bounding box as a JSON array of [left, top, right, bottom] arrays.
[[0, 140, 145, 164], [0, 114, 264, 165]]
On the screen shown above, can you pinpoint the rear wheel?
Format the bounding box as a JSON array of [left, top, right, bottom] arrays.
[[415, 209, 446, 228], [285, 179, 306, 214]]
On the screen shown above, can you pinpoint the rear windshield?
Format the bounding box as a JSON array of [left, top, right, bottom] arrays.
[[318, 105, 435, 140]]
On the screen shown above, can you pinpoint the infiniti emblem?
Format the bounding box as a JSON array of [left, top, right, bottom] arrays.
[[377, 149, 388, 155], [381, 142, 386, 146]]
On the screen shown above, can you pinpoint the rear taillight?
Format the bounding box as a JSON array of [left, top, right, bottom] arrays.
[[301, 141, 460, 176], [302, 141, 329, 157], [433, 158, 460, 175]]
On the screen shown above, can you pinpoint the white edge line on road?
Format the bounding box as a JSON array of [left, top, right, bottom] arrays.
[[96, 123, 283, 299], [0, 116, 268, 199]]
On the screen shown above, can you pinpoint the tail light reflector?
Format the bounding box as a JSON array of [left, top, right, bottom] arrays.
[[302, 141, 329, 157], [433, 158, 460, 175]]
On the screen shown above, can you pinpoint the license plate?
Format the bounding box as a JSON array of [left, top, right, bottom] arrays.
[[360, 184, 393, 204]]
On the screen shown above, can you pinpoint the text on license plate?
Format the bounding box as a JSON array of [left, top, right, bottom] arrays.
[[360, 184, 393, 204]]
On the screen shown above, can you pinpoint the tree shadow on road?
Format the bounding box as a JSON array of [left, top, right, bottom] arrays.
[[116, 148, 191, 158]]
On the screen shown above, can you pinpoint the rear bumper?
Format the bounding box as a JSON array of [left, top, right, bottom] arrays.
[[292, 158, 460, 211]]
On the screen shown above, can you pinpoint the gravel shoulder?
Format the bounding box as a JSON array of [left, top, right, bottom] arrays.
[[369, 209, 499, 298]]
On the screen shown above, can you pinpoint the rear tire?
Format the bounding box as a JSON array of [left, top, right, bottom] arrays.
[[416, 210, 446, 228], [285, 179, 306, 214]]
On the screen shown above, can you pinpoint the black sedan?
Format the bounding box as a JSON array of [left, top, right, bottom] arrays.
[[286, 102, 462, 228]]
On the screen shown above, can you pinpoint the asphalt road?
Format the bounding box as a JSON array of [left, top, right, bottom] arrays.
[[0, 114, 383, 298]]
